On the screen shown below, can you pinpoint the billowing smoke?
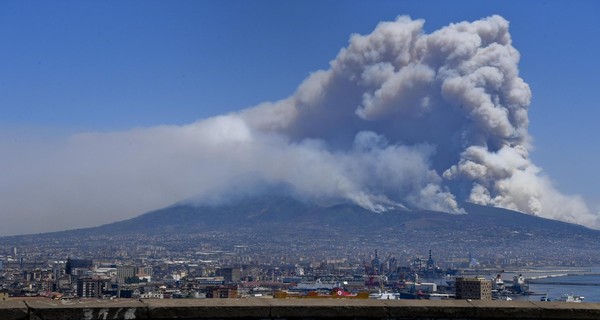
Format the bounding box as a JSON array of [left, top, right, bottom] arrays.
[[1, 15, 597, 234], [238, 14, 598, 226]]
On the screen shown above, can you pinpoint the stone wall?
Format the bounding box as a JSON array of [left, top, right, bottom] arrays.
[[2, 298, 600, 320]]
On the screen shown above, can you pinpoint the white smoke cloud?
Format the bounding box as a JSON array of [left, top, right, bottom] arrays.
[[1, 15, 597, 235]]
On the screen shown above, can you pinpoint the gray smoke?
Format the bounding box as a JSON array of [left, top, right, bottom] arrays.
[[239, 15, 597, 226], [1, 15, 597, 235]]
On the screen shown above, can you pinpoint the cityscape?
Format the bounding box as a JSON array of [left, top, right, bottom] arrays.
[[1, 3, 600, 319], [1, 207, 599, 302]]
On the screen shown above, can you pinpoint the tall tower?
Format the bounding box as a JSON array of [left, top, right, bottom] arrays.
[[372, 250, 381, 275], [65, 258, 72, 275], [427, 250, 435, 270]]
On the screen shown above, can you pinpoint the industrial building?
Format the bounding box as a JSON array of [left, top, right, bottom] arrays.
[[455, 277, 492, 300]]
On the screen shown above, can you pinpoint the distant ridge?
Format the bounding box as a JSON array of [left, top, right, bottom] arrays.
[[27, 194, 595, 239], [3, 194, 600, 264]]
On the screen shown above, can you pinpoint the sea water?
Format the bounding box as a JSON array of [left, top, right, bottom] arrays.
[[525, 274, 600, 302], [427, 268, 600, 302], [500, 267, 600, 302]]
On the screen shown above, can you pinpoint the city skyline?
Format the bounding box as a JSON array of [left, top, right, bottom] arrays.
[[1, 1, 600, 235]]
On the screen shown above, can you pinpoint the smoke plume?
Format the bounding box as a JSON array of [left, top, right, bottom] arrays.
[[1, 15, 597, 234]]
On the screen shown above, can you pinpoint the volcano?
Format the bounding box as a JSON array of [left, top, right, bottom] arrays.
[[65, 194, 598, 239], [3, 194, 600, 263]]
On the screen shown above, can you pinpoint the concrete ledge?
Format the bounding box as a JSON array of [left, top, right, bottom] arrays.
[[25, 299, 147, 320], [3, 298, 600, 319], [269, 299, 389, 318], [145, 298, 271, 319], [467, 300, 541, 319], [531, 301, 600, 320], [384, 300, 476, 319], [0, 301, 29, 320]]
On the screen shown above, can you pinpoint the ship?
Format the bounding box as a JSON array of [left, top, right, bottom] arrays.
[[274, 288, 369, 299], [368, 290, 401, 300], [289, 278, 339, 291], [509, 274, 530, 294], [558, 293, 584, 303]]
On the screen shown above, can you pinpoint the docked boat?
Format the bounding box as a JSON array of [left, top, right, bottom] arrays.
[[369, 291, 400, 300], [427, 293, 453, 300], [510, 274, 529, 294], [558, 293, 584, 303], [274, 288, 369, 299], [290, 278, 339, 291], [540, 295, 551, 302], [491, 274, 505, 291]]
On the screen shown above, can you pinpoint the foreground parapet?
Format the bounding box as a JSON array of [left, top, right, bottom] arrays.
[[2, 298, 600, 320], [0, 301, 28, 320]]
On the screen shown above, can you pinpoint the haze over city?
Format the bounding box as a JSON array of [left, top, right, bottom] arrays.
[[1, 1, 599, 236]]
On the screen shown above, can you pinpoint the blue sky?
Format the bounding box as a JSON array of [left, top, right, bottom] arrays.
[[1, 1, 599, 233]]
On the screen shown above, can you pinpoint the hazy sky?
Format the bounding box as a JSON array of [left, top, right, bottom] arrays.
[[1, 1, 599, 235]]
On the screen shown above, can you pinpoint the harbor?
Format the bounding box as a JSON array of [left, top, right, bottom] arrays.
[[427, 267, 600, 302]]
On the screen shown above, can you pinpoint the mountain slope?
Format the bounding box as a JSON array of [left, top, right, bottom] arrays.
[[80, 195, 596, 238], [3, 195, 600, 264]]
